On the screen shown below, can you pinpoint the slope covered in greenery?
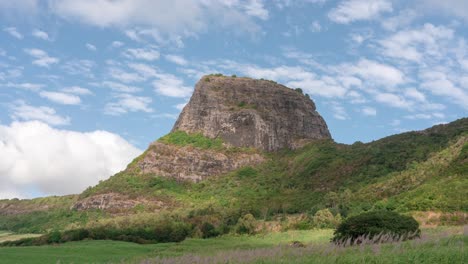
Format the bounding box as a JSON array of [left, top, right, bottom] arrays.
[[0, 118, 466, 234]]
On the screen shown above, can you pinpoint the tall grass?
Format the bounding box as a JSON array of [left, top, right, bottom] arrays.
[[143, 226, 467, 264]]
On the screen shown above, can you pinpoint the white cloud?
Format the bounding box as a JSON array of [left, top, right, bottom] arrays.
[[404, 113, 445, 120], [24, 48, 59, 67], [244, 0, 269, 20], [128, 63, 158, 79], [337, 59, 405, 89], [105, 93, 153, 115], [10, 101, 71, 126], [108, 67, 145, 83], [347, 90, 367, 104], [62, 86, 93, 95], [0, 121, 141, 198], [310, 21, 322, 32], [152, 73, 193, 98], [111, 41, 124, 48], [381, 9, 418, 31], [49, 0, 264, 45], [62, 59, 95, 77], [6, 82, 44, 91], [86, 43, 97, 51], [3, 27, 23, 39], [419, 70, 468, 110], [175, 102, 187, 111], [32, 29, 50, 40], [362, 106, 377, 116], [123, 47, 160, 61], [102, 81, 142, 93], [328, 0, 392, 24], [330, 102, 349, 120], [404, 88, 426, 102], [39, 91, 81, 105], [165, 54, 188, 66], [378, 24, 454, 63], [375, 93, 413, 109]]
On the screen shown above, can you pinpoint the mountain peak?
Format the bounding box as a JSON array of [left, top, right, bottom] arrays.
[[172, 75, 331, 151]]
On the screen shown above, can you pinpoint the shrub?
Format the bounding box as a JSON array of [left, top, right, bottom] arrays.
[[295, 88, 303, 94], [159, 131, 223, 150], [231, 74, 237, 78], [200, 222, 219, 238], [332, 211, 420, 244], [235, 214, 257, 234], [312, 209, 341, 229]]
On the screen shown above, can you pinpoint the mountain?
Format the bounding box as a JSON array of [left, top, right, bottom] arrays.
[[0, 75, 466, 233], [173, 75, 331, 151]]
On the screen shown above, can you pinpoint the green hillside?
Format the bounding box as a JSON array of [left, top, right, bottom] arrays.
[[0, 118, 466, 234]]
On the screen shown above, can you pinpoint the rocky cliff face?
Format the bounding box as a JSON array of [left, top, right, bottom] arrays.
[[135, 142, 264, 182], [173, 76, 331, 151]]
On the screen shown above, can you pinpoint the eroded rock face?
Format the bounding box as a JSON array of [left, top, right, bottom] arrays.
[[136, 142, 264, 181], [173, 76, 331, 151], [72, 193, 163, 212]]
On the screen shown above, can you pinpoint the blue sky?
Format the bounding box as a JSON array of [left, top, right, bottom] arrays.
[[0, 0, 467, 198]]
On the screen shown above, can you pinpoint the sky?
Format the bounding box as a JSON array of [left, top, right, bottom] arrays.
[[0, 0, 467, 199]]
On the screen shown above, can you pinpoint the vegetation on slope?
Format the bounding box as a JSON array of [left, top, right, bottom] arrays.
[[158, 131, 224, 150], [0, 119, 466, 235]]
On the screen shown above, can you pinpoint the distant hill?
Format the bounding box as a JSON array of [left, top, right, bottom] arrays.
[[0, 75, 466, 233]]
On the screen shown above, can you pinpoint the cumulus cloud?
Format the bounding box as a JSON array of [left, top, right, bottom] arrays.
[[123, 47, 159, 61], [152, 73, 193, 98], [165, 54, 188, 66], [10, 101, 71, 126], [337, 59, 405, 89], [39, 91, 81, 105], [102, 81, 142, 93], [62, 59, 95, 77], [0, 121, 141, 198], [49, 0, 266, 45], [85, 43, 97, 51], [243, 0, 269, 20], [32, 29, 50, 40], [24, 48, 59, 67], [375, 93, 413, 109], [6, 82, 44, 91], [62, 86, 93, 95], [328, 0, 392, 24], [105, 93, 153, 115], [362, 106, 377, 116], [419, 70, 468, 110], [3, 27, 23, 39], [108, 67, 145, 83], [378, 24, 454, 63], [111, 41, 124, 48]]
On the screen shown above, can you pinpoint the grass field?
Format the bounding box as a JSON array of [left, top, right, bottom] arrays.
[[0, 227, 465, 263], [0, 231, 41, 243]]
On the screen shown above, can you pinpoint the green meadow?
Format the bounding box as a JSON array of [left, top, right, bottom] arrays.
[[0, 227, 465, 264]]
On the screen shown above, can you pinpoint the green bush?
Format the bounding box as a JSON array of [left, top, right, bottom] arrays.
[[312, 209, 341, 229], [159, 131, 223, 150], [2, 221, 192, 246], [332, 211, 420, 244], [200, 222, 219, 238], [235, 214, 257, 234]]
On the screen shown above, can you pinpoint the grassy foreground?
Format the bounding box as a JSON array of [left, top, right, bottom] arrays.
[[0, 227, 465, 264]]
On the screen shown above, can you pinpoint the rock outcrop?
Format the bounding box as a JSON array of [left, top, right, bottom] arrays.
[[173, 75, 331, 151], [72, 193, 164, 212], [135, 142, 264, 182]]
